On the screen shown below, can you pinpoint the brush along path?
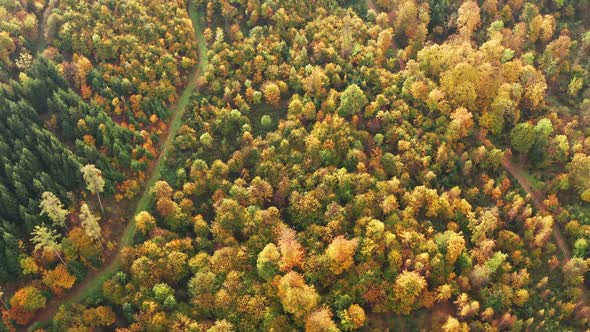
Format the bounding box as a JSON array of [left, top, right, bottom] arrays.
[[477, 131, 589, 323], [23, 1, 208, 330]]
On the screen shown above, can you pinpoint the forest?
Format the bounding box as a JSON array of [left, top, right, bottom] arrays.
[[1, 0, 590, 331]]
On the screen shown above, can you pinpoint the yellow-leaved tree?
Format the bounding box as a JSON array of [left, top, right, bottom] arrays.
[[278, 271, 320, 318], [393, 270, 427, 314], [325, 236, 358, 275]]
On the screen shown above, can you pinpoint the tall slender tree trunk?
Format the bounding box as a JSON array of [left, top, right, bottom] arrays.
[[96, 191, 105, 216], [55, 250, 67, 266], [0, 296, 8, 310], [95, 237, 104, 250]]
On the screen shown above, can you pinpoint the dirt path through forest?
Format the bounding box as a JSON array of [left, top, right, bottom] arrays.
[[476, 132, 571, 259], [35, 0, 57, 53], [477, 132, 590, 321], [23, 1, 207, 330], [499, 159, 572, 258]]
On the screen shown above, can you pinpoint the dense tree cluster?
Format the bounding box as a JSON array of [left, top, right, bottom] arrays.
[[39, 0, 590, 331], [0, 0, 200, 327], [0, 60, 81, 283], [0, 58, 158, 324], [2, 0, 590, 330], [0, 54, 147, 278], [0, 0, 40, 72], [51, 0, 198, 131]]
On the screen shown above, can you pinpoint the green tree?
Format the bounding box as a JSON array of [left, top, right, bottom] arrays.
[[567, 153, 590, 195], [153, 283, 174, 302], [338, 84, 367, 118], [393, 271, 427, 314], [261, 115, 273, 130], [574, 238, 588, 257], [257, 243, 281, 280], [200, 132, 213, 148], [530, 119, 553, 164], [510, 123, 535, 154]]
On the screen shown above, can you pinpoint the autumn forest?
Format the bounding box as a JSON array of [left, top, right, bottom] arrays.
[[1, 0, 590, 331]]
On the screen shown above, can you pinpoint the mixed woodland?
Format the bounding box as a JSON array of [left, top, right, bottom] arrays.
[[1, 0, 590, 331]]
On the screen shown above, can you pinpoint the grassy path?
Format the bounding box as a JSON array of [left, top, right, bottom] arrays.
[[24, 2, 207, 330], [35, 0, 57, 54]]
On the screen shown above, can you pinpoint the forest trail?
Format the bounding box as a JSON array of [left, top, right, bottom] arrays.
[[35, 0, 57, 53], [475, 132, 571, 259], [23, 1, 207, 330], [477, 132, 590, 321], [499, 159, 571, 259]]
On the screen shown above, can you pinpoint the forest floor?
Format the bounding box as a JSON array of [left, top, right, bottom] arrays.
[[362, 301, 454, 331], [366, 0, 377, 11], [23, 1, 208, 330]]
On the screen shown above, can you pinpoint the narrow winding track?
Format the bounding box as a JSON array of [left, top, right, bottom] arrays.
[[23, 2, 208, 330], [477, 132, 589, 322], [476, 133, 571, 259], [35, 0, 57, 53], [500, 159, 572, 258]]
